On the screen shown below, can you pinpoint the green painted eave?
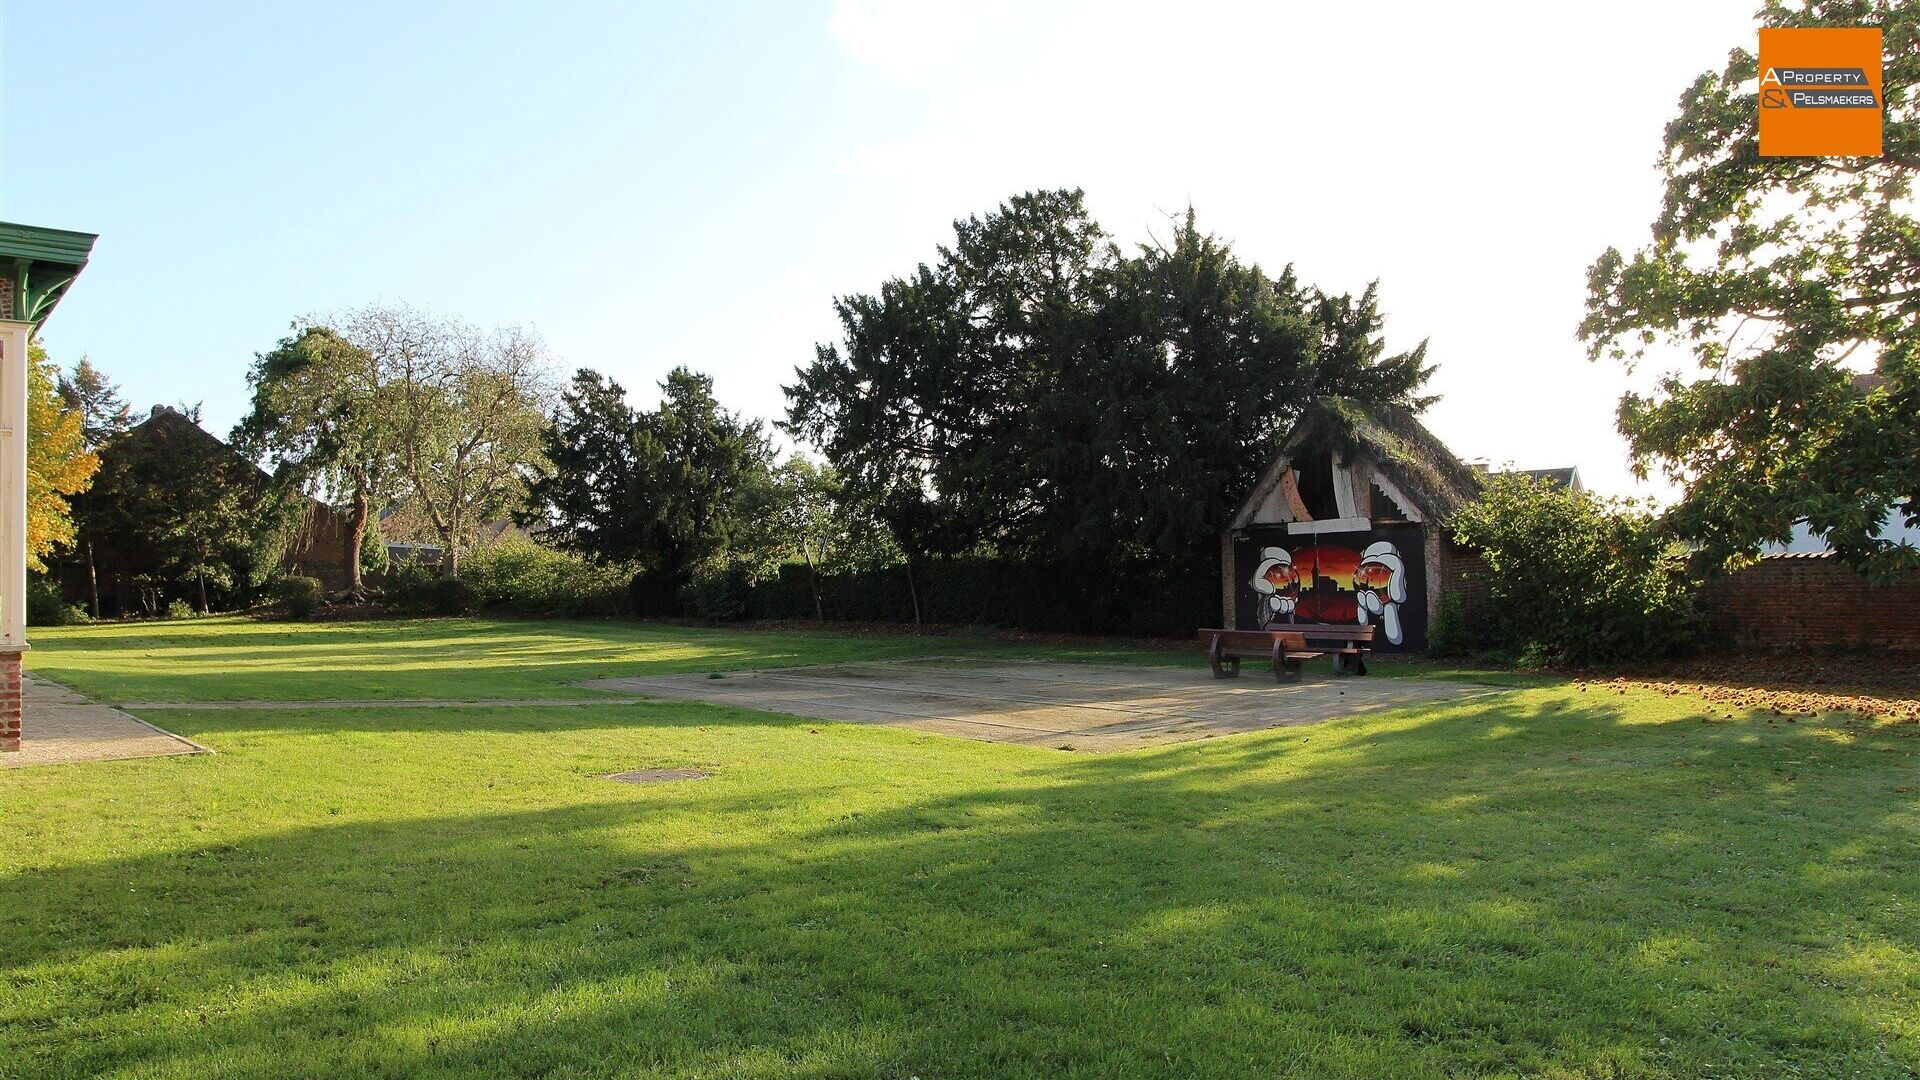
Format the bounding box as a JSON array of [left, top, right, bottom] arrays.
[[0, 220, 97, 327]]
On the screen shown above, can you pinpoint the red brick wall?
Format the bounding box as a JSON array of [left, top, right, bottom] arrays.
[[0, 650, 21, 752], [1441, 542, 1488, 608], [1703, 554, 1920, 651]]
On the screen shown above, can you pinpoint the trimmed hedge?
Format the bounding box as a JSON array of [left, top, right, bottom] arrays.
[[741, 555, 1214, 638]]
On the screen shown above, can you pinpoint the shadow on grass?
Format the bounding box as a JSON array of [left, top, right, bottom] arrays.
[[6, 692, 1918, 1078]]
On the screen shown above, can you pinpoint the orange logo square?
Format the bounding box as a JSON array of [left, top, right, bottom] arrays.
[[1759, 27, 1883, 157]]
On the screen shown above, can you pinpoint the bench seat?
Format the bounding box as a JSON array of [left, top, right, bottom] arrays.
[[1199, 624, 1376, 678], [1198, 629, 1323, 682]]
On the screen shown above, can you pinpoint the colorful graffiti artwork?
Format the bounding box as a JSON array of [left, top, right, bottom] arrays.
[[1236, 526, 1423, 648], [1248, 546, 1299, 625], [1355, 540, 1408, 645]]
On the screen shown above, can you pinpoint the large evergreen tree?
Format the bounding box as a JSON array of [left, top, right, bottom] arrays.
[[785, 190, 1435, 581], [524, 366, 770, 608], [521, 369, 651, 564]]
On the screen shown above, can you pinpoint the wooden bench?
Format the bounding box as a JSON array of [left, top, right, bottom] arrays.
[[1286, 623, 1375, 675], [1198, 629, 1324, 683]]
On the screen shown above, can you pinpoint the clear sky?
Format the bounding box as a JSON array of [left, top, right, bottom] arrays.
[[3, 1, 1759, 499]]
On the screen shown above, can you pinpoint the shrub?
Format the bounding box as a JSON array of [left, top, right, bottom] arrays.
[[420, 576, 481, 616], [26, 575, 82, 626], [271, 575, 327, 620], [377, 560, 440, 611], [462, 539, 631, 617], [1447, 475, 1702, 666], [165, 598, 199, 620], [678, 559, 751, 621]]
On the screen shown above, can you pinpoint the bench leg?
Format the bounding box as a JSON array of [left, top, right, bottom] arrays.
[[1209, 637, 1240, 678], [1270, 642, 1300, 683], [1330, 652, 1347, 677]]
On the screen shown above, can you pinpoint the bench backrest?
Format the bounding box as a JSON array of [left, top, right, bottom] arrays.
[[1202, 629, 1308, 651], [1289, 623, 1375, 643]]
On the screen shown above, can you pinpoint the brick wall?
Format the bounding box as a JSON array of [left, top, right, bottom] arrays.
[[0, 650, 21, 752], [1441, 542, 1488, 608], [1702, 553, 1920, 651]]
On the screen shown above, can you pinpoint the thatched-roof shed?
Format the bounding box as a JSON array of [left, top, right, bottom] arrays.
[[1222, 398, 1484, 650]]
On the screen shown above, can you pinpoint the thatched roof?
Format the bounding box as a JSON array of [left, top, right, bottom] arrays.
[[1233, 397, 1483, 528]]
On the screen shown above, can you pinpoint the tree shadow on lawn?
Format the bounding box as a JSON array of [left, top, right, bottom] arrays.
[[6, 695, 1919, 1078]]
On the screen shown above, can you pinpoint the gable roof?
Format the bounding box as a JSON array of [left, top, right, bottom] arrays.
[[1231, 396, 1483, 529], [1511, 466, 1582, 491]]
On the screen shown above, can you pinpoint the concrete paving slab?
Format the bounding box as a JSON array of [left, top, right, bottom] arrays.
[[2, 674, 209, 768], [582, 658, 1500, 751]]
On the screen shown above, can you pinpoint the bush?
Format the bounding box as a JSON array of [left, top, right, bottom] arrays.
[[271, 575, 327, 620], [1447, 475, 1702, 666], [462, 539, 631, 617], [377, 562, 478, 615], [678, 559, 751, 621], [165, 598, 199, 620], [420, 576, 481, 616], [26, 575, 82, 627]]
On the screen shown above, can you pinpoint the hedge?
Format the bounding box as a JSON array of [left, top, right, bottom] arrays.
[[738, 555, 1215, 638]]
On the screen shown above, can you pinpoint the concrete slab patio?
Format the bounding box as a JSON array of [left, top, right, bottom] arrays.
[[583, 658, 1501, 752], [2, 674, 208, 768]]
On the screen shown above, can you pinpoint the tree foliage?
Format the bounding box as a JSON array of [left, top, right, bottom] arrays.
[[785, 190, 1436, 581], [1442, 476, 1701, 666], [26, 343, 99, 571], [236, 326, 399, 594], [56, 356, 132, 447], [75, 409, 273, 612], [1581, 0, 1919, 578], [523, 366, 771, 605], [328, 307, 552, 575]]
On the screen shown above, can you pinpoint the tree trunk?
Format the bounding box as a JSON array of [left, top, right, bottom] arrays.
[[84, 532, 100, 619], [344, 483, 370, 597], [196, 571, 209, 614], [903, 556, 922, 627], [802, 546, 824, 621]]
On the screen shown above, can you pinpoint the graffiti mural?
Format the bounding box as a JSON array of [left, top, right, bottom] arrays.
[[1234, 524, 1426, 650]]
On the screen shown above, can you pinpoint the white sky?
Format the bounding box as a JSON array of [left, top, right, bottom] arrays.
[[802, 0, 1758, 501]]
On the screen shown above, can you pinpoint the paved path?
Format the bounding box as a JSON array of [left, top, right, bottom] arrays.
[[3, 675, 208, 768], [583, 658, 1502, 752], [120, 696, 653, 710]]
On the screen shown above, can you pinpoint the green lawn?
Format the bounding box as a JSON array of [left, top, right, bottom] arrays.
[[21, 616, 1206, 703], [4, 620, 1917, 1078]]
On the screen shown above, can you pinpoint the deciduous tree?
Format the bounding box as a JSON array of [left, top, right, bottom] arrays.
[[236, 326, 399, 596], [26, 344, 98, 572], [1581, 0, 1919, 577], [332, 306, 553, 576]]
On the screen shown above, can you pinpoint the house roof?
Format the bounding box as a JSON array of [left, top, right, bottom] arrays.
[[1292, 396, 1482, 520], [0, 220, 97, 326], [1230, 397, 1483, 530], [1511, 466, 1582, 491]]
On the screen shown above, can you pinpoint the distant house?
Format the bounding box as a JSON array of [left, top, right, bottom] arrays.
[[374, 499, 531, 568], [53, 406, 355, 615], [1512, 466, 1583, 492], [1223, 398, 1488, 651]]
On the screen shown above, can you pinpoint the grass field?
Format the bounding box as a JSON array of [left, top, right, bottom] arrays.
[[4, 619, 1918, 1078], [20, 616, 1210, 703]]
